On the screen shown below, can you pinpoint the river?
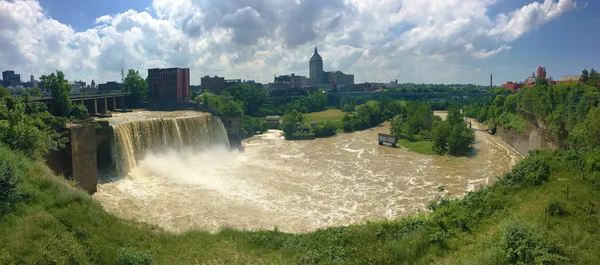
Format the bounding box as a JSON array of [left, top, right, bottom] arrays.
[[93, 111, 522, 233]]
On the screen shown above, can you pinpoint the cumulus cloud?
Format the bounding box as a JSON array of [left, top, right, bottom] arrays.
[[0, 0, 578, 85]]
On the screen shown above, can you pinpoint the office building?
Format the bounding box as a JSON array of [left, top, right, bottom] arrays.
[[309, 47, 324, 85], [201, 75, 225, 94], [2, 70, 21, 87], [148, 67, 190, 107]]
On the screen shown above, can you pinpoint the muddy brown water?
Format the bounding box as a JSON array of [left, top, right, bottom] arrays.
[[93, 111, 522, 233]]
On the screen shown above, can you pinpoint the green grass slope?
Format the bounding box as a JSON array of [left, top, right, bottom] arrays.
[[1, 145, 599, 264]]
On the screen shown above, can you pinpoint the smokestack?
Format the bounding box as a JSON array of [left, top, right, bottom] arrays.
[[490, 74, 493, 90]]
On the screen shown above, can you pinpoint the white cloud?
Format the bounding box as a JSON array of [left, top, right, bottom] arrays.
[[0, 0, 578, 85]]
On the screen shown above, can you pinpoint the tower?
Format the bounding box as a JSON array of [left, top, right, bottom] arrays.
[[537, 66, 547, 79], [121, 59, 125, 83], [309, 47, 323, 85]]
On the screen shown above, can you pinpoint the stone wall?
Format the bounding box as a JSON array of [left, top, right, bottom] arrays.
[[46, 123, 98, 193], [495, 126, 558, 157]]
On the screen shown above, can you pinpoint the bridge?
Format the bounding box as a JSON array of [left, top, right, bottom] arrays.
[[30, 93, 131, 116], [328, 91, 499, 104]]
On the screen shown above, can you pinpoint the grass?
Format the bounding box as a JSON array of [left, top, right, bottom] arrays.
[[1, 145, 600, 264], [304, 109, 345, 126], [398, 139, 437, 155]]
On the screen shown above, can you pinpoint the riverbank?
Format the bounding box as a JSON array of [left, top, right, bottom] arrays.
[[2, 144, 599, 264]]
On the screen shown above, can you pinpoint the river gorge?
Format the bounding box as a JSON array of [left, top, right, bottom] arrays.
[[93, 110, 522, 233]]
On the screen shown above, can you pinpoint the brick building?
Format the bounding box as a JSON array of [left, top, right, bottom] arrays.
[[148, 67, 190, 107], [201, 75, 225, 94]]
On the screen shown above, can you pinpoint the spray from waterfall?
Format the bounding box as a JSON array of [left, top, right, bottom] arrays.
[[110, 113, 230, 175]]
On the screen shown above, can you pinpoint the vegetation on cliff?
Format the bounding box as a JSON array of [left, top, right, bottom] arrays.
[[467, 75, 600, 149]]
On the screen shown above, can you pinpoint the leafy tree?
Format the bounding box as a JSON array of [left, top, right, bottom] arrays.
[[311, 121, 338, 138], [588, 68, 600, 88], [40, 71, 72, 117], [390, 116, 403, 138], [431, 120, 450, 154], [580, 69, 589, 84], [122, 69, 148, 104], [447, 123, 475, 156], [217, 99, 244, 117], [578, 107, 600, 147], [446, 104, 463, 127], [0, 97, 67, 159], [281, 110, 305, 137], [24, 86, 42, 98], [0, 85, 8, 99], [224, 84, 267, 116]]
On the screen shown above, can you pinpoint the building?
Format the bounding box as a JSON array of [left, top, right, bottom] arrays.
[[201, 75, 225, 94], [68, 80, 86, 94], [501, 82, 525, 92], [308, 47, 355, 87], [148, 67, 190, 107], [274, 73, 308, 88], [2, 70, 21, 87], [309, 47, 324, 85], [225, 79, 242, 88], [98, 81, 122, 92], [562, 75, 580, 82], [501, 65, 582, 92], [329, 71, 354, 86], [537, 66, 547, 79]]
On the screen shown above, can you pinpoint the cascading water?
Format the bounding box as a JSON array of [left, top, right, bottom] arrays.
[[110, 112, 230, 175]]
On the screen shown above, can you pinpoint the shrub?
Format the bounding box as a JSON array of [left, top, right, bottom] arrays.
[[70, 104, 90, 120], [500, 221, 567, 264], [0, 146, 29, 217], [116, 247, 153, 265], [503, 151, 550, 186], [547, 199, 568, 217], [312, 121, 338, 138]]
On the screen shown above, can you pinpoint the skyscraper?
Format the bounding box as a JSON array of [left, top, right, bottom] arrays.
[[309, 47, 323, 85]]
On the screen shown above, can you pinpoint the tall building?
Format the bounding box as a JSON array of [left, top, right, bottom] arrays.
[[537, 66, 547, 79], [148, 67, 190, 107], [201, 75, 225, 94], [2, 70, 21, 87], [309, 47, 323, 85]]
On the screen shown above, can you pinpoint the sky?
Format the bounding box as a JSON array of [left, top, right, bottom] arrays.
[[0, 0, 599, 86]]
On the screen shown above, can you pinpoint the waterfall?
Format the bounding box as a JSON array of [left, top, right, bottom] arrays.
[[111, 113, 230, 175]]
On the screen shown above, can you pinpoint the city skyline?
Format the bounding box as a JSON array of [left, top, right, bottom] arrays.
[[1, 0, 599, 86]]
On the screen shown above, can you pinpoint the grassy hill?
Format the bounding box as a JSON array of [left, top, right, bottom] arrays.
[[1, 144, 599, 264]]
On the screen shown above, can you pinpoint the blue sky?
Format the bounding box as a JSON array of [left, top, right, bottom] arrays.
[[2, 0, 599, 85]]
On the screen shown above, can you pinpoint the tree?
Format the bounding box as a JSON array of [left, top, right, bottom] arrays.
[[0, 97, 67, 159], [0, 85, 8, 99], [390, 116, 403, 138], [281, 110, 305, 137], [587, 68, 600, 88], [447, 123, 475, 156], [122, 69, 148, 105], [224, 84, 267, 116], [446, 104, 464, 127], [579, 106, 600, 147], [431, 120, 451, 155], [24, 86, 42, 98], [40, 71, 72, 117], [580, 69, 589, 84]]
